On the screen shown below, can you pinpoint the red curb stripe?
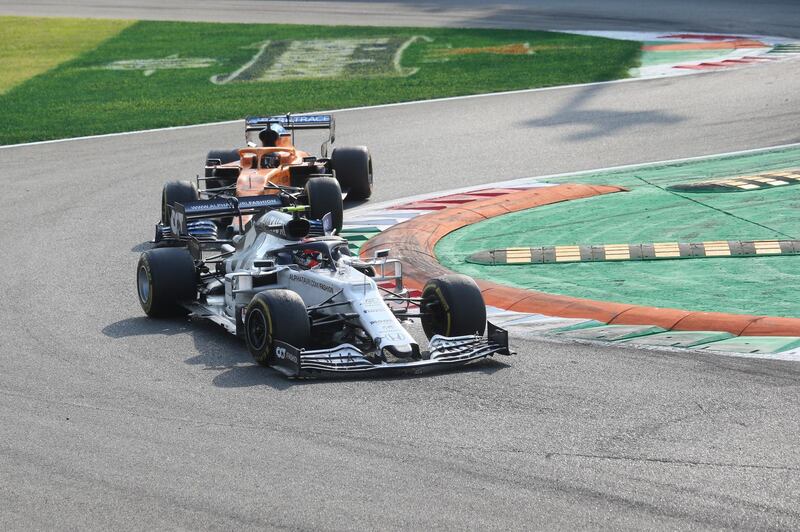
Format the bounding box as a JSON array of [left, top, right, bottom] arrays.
[[361, 184, 800, 336]]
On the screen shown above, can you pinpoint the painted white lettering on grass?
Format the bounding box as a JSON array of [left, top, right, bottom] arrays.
[[266, 38, 385, 80], [102, 54, 217, 76], [212, 36, 429, 84]]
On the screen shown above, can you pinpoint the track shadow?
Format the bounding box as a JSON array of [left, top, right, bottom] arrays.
[[344, 197, 369, 210], [183, 320, 306, 390], [131, 241, 154, 252], [102, 316, 192, 338], [521, 82, 684, 141], [103, 315, 303, 390], [214, 354, 510, 388], [208, 364, 303, 390], [104, 316, 511, 390]]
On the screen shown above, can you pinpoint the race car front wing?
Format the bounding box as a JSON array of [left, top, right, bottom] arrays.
[[269, 322, 514, 378]]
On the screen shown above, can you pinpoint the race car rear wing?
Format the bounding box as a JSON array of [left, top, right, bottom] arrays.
[[246, 114, 334, 131], [169, 195, 284, 236], [245, 114, 336, 156]]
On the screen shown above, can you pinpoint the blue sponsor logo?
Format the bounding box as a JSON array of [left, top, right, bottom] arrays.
[[182, 199, 231, 213], [239, 196, 282, 208], [288, 115, 331, 123], [246, 115, 331, 125], [182, 196, 281, 214]]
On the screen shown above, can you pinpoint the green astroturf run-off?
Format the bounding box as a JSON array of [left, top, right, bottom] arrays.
[[436, 146, 800, 318]]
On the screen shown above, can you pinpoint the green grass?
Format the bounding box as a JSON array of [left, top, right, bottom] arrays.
[[436, 146, 800, 317], [0, 16, 133, 94], [0, 17, 640, 145]]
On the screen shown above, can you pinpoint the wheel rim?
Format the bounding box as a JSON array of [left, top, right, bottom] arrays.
[[137, 265, 150, 304], [422, 290, 448, 336], [247, 308, 269, 352]]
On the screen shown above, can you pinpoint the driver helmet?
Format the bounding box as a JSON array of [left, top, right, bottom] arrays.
[[293, 248, 324, 268], [259, 123, 289, 147], [261, 153, 281, 168]]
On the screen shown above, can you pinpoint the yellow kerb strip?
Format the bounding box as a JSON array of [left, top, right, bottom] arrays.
[[754, 241, 782, 254], [555, 245, 581, 262], [702, 241, 731, 256], [767, 171, 800, 179], [604, 244, 630, 260], [505, 247, 531, 263], [748, 176, 788, 185], [653, 242, 681, 258]]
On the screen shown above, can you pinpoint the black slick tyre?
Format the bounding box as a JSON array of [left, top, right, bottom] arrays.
[[245, 290, 310, 366], [420, 274, 486, 339], [331, 146, 372, 200], [161, 180, 199, 225], [305, 176, 343, 234], [205, 148, 240, 189], [136, 248, 197, 317]]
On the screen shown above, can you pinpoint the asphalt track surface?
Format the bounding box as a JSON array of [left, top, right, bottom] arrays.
[[2, 0, 800, 38], [2, 2, 800, 529]]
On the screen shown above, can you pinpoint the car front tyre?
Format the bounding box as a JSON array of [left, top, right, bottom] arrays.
[[420, 274, 486, 339], [245, 290, 310, 366]]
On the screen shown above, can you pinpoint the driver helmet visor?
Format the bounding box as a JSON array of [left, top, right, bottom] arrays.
[[269, 122, 290, 136]]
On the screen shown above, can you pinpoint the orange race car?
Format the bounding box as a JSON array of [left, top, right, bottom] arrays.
[[158, 114, 372, 240]]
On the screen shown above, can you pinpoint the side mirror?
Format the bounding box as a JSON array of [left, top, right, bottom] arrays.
[[322, 212, 335, 235]]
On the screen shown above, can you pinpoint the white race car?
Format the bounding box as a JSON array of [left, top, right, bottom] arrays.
[[135, 199, 512, 377]]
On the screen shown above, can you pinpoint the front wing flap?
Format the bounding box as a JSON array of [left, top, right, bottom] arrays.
[[268, 322, 514, 378]]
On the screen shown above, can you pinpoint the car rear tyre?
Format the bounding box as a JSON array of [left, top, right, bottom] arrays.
[[206, 148, 240, 167], [331, 146, 372, 200], [137, 248, 197, 317], [161, 180, 199, 225], [420, 274, 486, 339], [205, 148, 240, 189], [245, 290, 310, 366], [305, 176, 343, 234]]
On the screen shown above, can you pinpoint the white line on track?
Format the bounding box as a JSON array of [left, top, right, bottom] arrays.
[[0, 75, 672, 150]]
